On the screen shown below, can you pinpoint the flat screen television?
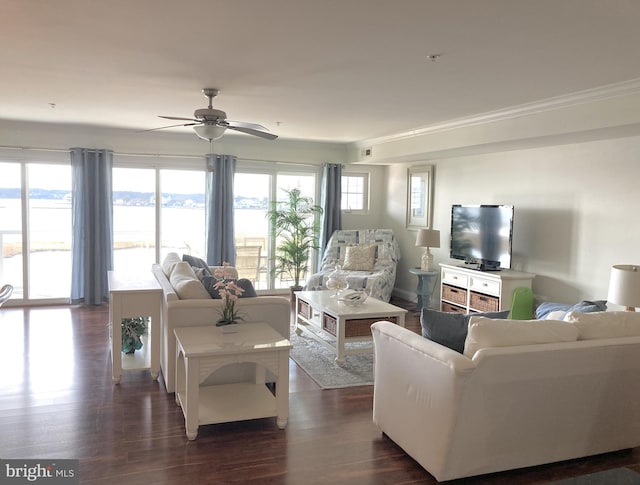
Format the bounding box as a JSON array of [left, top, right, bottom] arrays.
[[450, 204, 514, 270]]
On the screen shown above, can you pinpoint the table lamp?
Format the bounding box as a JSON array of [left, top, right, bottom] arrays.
[[607, 264, 640, 311], [415, 228, 440, 271]]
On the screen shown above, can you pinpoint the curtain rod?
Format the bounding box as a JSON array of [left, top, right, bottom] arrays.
[[0, 145, 321, 167]]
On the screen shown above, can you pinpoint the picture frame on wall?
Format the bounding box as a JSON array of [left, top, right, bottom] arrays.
[[406, 165, 434, 229]]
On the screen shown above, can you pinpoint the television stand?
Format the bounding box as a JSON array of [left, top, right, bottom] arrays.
[[440, 263, 534, 314]]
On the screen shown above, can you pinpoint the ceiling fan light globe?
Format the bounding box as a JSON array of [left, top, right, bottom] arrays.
[[193, 123, 226, 141]]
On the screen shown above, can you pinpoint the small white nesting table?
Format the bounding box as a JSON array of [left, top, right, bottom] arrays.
[[174, 323, 291, 440], [108, 271, 162, 384]]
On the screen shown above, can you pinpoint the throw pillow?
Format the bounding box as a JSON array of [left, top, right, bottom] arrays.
[[342, 245, 376, 271], [169, 262, 211, 300], [182, 254, 212, 277], [535, 300, 607, 320], [421, 308, 510, 354], [161, 252, 182, 277], [564, 310, 640, 340], [201, 277, 258, 299], [463, 317, 579, 358]]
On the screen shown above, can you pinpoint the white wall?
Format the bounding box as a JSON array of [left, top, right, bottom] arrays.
[[383, 136, 640, 309]]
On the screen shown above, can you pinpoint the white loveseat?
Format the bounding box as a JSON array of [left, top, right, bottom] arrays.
[[305, 229, 400, 302], [151, 253, 290, 393], [371, 311, 640, 482]]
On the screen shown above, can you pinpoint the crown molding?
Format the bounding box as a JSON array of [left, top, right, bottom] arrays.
[[355, 78, 640, 148]]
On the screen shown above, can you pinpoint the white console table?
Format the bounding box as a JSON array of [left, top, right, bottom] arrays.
[[108, 270, 162, 384], [439, 263, 534, 314]]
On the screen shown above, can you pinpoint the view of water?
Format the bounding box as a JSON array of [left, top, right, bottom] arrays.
[[0, 199, 273, 300]]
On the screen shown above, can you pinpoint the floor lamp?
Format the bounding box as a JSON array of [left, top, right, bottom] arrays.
[[607, 264, 640, 311]]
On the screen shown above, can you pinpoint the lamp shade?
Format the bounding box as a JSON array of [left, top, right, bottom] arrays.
[[607, 264, 640, 310], [193, 123, 227, 141], [415, 228, 440, 248]]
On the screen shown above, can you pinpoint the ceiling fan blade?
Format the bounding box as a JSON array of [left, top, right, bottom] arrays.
[[227, 125, 278, 140], [159, 115, 199, 122], [227, 120, 269, 131], [137, 122, 200, 133]]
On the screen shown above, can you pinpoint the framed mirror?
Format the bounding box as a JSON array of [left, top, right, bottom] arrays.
[[406, 165, 434, 229]]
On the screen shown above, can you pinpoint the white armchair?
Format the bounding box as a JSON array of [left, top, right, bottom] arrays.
[[304, 229, 400, 302]]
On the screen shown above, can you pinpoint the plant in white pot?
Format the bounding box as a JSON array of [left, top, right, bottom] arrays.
[[267, 187, 323, 294]]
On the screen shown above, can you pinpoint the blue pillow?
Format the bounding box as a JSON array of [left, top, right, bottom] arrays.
[[536, 300, 607, 319], [201, 277, 257, 299], [567, 300, 607, 313], [182, 254, 212, 277], [421, 308, 510, 354]]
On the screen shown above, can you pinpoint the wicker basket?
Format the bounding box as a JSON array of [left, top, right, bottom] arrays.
[[322, 314, 398, 337], [469, 291, 499, 312], [441, 302, 466, 314], [442, 284, 467, 305], [298, 299, 311, 319]]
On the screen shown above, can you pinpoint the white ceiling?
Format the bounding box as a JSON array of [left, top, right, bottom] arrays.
[[3, 0, 640, 144]]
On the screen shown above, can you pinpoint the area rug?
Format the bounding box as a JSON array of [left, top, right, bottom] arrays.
[[289, 326, 374, 389], [547, 467, 640, 484]]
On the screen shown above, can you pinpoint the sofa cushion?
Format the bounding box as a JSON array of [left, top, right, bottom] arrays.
[[201, 277, 258, 299], [564, 311, 640, 339], [169, 262, 211, 300], [162, 252, 182, 277], [464, 317, 579, 358], [342, 245, 376, 271], [421, 309, 510, 353]]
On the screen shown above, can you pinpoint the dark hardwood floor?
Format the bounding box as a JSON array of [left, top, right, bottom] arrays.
[[0, 299, 638, 484]]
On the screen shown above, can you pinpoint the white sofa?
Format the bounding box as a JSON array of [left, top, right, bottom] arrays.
[[305, 229, 400, 302], [371, 312, 640, 482], [151, 253, 290, 393]]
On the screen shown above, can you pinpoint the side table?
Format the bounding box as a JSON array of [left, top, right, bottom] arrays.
[[108, 270, 162, 384], [408, 267, 439, 312], [174, 323, 291, 440]]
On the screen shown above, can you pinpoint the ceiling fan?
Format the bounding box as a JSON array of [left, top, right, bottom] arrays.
[[144, 88, 278, 141]]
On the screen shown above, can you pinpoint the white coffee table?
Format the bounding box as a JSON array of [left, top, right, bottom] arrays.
[[295, 290, 407, 366], [174, 323, 291, 440]]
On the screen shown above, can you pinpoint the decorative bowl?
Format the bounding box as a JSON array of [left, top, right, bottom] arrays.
[[337, 289, 369, 306]]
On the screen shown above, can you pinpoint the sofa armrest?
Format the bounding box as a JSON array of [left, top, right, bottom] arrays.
[[371, 321, 475, 481]]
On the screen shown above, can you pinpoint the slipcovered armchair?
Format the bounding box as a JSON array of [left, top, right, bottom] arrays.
[[304, 229, 400, 302]]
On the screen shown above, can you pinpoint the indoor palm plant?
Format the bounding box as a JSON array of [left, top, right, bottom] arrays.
[[267, 187, 323, 291]]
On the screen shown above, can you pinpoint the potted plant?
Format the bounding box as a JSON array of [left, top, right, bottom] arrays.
[[121, 316, 148, 354], [267, 187, 323, 295]]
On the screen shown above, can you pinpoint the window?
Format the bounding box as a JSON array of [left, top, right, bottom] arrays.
[[27, 164, 72, 299], [112, 167, 156, 273], [160, 169, 205, 261], [0, 161, 72, 302], [341, 173, 368, 212]]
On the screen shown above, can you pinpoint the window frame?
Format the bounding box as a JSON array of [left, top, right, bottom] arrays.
[[341, 172, 369, 214]]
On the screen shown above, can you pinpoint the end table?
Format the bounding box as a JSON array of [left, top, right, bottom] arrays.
[[408, 267, 439, 312]]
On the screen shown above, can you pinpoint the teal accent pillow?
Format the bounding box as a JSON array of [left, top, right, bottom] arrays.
[[421, 308, 510, 353], [201, 277, 257, 299]]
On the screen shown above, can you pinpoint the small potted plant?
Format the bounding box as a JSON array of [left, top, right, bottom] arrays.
[[121, 316, 148, 354], [213, 264, 246, 326]]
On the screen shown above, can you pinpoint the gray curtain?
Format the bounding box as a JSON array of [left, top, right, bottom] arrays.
[[206, 154, 236, 265], [70, 148, 114, 304], [319, 163, 342, 268]]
